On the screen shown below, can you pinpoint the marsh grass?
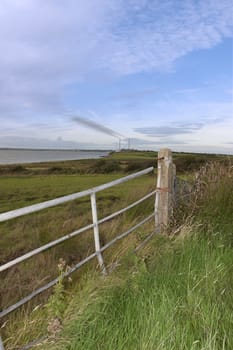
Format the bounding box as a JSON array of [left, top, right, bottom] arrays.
[[38, 161, 232, 350], [0, 172, 155, 348], [46, 234, 232, 350], [1, 155, 232, 349]]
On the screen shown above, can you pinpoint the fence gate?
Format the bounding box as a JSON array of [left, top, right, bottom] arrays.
[[0, 148, 180, 349]]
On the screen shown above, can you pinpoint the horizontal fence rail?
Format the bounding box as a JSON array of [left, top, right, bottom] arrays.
[[0, 167, 154, 223], [0, 189, 157, 273], [2, 148, 191, 350], [0, 166, 155, 318], [0, 214, 154, 318]]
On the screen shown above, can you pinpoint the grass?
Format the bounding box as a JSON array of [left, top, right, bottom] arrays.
[[0, 166, 155, 344], [0, 173, 155, 259], [0, 152, 232, 349], [48, 237, 232, 350], [0, 174, 124, 212], [0, 149, 228, 177], [36, 161, 232, 350]]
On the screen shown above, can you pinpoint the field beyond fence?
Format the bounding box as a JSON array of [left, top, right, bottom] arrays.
[[0, 149, 232, 350]]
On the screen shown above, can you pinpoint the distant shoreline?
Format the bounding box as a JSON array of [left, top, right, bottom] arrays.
[[0, 147, 112, 152], [0, 149, 110, 165]]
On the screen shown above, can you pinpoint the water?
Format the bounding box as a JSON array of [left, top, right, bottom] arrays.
[[0, 149, 109, 165]]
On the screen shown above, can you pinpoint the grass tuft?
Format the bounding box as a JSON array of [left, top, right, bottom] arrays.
[[1, 157, 232, 349], [41, 161, 233, 350]]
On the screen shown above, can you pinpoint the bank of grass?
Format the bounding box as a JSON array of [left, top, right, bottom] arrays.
[[39, 161, 232, 350], [0, 172, 155, 313], [0, 152, 155, 348], [1, 153, 232, 349], [0, 173, 124, 213], [0, 150, 228, 176]]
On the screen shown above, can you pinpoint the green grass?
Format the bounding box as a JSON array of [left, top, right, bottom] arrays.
[[1, 154, 232, 350], [0, 174, 124, 212], [0, 171, 155, 326], [38, 161, 232, 350], [1, 150, 229, 177], [49, 236, 232, 350], [0, 173, 155, 256], [110, 150, 157, 160]]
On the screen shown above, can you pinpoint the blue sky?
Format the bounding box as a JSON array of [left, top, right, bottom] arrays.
[[0, 0, 232, 153]]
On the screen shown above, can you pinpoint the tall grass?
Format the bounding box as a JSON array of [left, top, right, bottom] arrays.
[[1, 159, 232, 349], [50, 236, 232, 350], [1, 173, 155, 349], [0, 174, 155, 310], [43, 161, 233, 350]]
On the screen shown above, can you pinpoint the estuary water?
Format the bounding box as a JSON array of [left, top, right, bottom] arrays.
[[0, 149, 109, 165]]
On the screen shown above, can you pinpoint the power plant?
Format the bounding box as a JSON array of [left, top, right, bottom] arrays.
[[71, 114, 128, 152]]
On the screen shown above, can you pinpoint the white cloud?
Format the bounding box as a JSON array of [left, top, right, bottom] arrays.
[[112, 99, 233, 152], [0, 0, 232, 116], [102, 0, 233, 74]]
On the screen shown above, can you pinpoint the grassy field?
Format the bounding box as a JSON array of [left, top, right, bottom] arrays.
[[0, 151, 157, 346], [0, 149, 228, 176], [0, 173, 155, 310], [0, 173, 125, 213], [41, 160, 232, 350], [0, 151, 232, 349]]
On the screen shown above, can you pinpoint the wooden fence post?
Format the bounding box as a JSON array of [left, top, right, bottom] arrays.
[[155, 149, 175, 232]]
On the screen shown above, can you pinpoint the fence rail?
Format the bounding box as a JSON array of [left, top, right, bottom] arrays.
[[1, 148, 189, 350], [0, 166, 155, 318], [0, 149, 200, 350], [0, 167, 154, 223]]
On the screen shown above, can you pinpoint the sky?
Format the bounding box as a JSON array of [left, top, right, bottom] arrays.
[[0, 0, 233, 154]]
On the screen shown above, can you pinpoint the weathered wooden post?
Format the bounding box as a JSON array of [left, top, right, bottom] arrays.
[[155, 149, 175, 232]]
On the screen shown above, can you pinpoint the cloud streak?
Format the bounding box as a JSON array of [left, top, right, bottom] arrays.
[[134, 123, 204, 138], [129, 138, 188, 146], [72, 115, 123, 138]]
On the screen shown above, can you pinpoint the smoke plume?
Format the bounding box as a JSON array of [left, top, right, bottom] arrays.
[[72, 115, 123, 138]]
